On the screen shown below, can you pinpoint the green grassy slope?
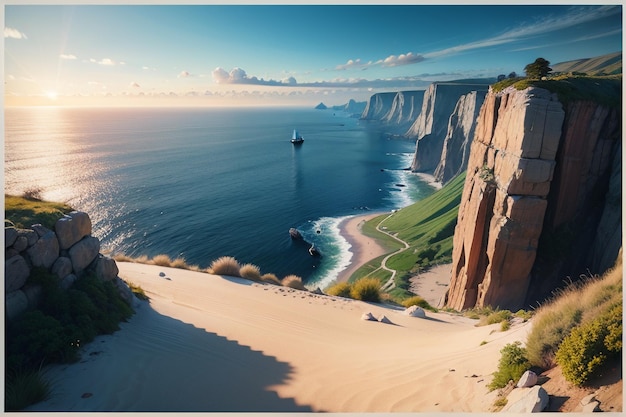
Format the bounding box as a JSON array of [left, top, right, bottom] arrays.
[[351, 172, 465, 301]]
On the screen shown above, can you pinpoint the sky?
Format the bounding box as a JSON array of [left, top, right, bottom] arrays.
[[3, 2, 623, 107]]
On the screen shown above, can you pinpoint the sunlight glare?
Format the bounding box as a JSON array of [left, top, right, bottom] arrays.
[[46, 91, 58, 100]]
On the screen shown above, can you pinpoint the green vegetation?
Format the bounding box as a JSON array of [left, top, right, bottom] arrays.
[[488, 341, 531, 391], [5, 194, 73, 229], [485, 256, 623, 390], [400, 295, 436, 312], [524, 57, 552, 79], [492, 74, 622, 108], [349, 277, 381, 302], [125, 281, 149, 301], [6, 268, 134, 410], [525, 260, 622, 369], [325, 282, 352, 298], [556, 303, 622, 386]]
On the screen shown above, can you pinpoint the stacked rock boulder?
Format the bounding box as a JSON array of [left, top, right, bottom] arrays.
[[5, 211, 133, 321]]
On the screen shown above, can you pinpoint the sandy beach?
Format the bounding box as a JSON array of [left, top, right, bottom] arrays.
[[28, 260, 532, 413], [335, 212, 388, 283]]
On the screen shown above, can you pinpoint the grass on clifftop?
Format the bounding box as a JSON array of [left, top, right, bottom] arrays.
[[492, 74, 622, 108], [350, 172, 465, 302], [5, 194, 73, 230]]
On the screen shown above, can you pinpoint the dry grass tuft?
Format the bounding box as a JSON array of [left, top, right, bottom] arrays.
[[240, 263, 262, 281], [260, 273, 281, 285], [282, 275, 307, 291], [209, 256, 241, 277], [151, 254, 173, 267], [526, 256, 622, 369], [325, 282, 352, 298]]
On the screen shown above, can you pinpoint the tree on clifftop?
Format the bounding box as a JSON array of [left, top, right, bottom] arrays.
[[524, 58, 552, 79]]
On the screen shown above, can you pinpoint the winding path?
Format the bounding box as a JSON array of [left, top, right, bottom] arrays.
[[366, 212, 411, 291]]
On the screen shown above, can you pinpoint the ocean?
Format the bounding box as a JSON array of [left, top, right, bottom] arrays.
[[5, 106, 434, 289]]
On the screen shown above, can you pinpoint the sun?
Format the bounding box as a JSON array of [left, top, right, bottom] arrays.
[[45, 91, 58, 100]]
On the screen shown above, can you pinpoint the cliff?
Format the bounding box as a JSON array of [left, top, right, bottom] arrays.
[[360, 92, 397, 120], [381, 90, 425, 127], [445, 80, 621, 311], [408, 82, 491, 173], [433, 90, 487, 185]]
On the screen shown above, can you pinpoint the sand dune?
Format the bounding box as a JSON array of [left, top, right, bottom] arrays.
[[28, 262, 532, 413]]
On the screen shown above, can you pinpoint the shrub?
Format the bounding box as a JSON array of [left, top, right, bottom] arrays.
[[500, 320, 511, 332], [151, 254, 172, 267], [5, 367, 52, 411], [488, 342, 531, 391], [260, 273, 281, 285], [239, 263, 262, 281], [209, 256, 241, 277], [282, 275, 307, 290], [401, 295, 436, 311], [556, 303, 622, 386], [326, 282, 352, 298], [350, 277, 381, 303], [125, 281, 149, 301]]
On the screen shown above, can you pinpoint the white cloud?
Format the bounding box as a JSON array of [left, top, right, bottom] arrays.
[[212, 67, 299, 86], [4, 27, 27, 39], [90, 58, 116, 66], [178, 70, 191, 78], [380, 52, 425, 67], [60, 54, 77, 60]]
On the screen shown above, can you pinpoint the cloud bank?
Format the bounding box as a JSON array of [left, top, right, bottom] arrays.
[[4, 27, 27, 39]]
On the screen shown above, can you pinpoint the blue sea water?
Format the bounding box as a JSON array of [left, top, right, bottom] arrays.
[[5, 107, 433, 288]]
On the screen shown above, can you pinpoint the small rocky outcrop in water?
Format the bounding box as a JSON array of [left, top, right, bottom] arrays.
[[5, 211, 132, 321]]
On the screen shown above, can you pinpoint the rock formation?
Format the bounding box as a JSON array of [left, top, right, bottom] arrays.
[[445, 82, 621, 311], [360, 92, 397, 120], [407, 82, 491, 173], [433, 91, 487, 185], [381, 90, 424, 127], [5, 211, 132, 321]]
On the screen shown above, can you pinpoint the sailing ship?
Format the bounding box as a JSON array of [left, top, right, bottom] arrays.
[[291, 129, 304, 144]]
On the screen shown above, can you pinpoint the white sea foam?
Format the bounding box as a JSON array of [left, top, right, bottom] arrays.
[[302, 215, 353, 290]]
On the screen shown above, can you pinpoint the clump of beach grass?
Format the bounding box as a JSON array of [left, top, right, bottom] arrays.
[[260, 273, 281, 286], [151, 254, 173, 267], [401, 295, 437, 312], [350, 277, 381, 302], [208, 256, 241, 277], [326, 282, 352, 298], [239, 263, 262, 282], [282, 275, 307, 291], [5, 366, 52, 411], [525, 260, 622, 369]]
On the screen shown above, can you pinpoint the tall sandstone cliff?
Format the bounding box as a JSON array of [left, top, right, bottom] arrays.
[[445, 85, 621, 311], [408, 82, 490, 173]]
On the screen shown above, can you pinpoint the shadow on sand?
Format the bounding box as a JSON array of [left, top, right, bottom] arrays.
[[28, 300, 314, 412]]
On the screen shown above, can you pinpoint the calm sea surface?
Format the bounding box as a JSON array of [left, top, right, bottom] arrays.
[[5, 107, 433, 288]]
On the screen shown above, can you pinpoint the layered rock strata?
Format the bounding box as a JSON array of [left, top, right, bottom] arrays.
[[445, 85, 621, 310], [360, 92, 397, 120], [408, 82, 490, 172], [382, 90, 425, 127], [5, 211, 133, 321], [433, 91, 487, 185]]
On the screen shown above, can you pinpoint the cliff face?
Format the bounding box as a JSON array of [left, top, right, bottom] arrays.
[[434, 91, 487, 185], [382, 90, 425, 127], [445, 85, 621, 311], [360, 92, 397, 120], [408, 83, 490, 173]]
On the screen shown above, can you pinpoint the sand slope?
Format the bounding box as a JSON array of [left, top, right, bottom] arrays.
[[28, 262, 531, 412]]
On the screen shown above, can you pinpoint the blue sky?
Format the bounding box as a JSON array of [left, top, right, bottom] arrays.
[[3, 3, 622, 107]]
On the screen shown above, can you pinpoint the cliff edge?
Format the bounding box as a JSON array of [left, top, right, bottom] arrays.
[[445, 78, 621, 310]]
